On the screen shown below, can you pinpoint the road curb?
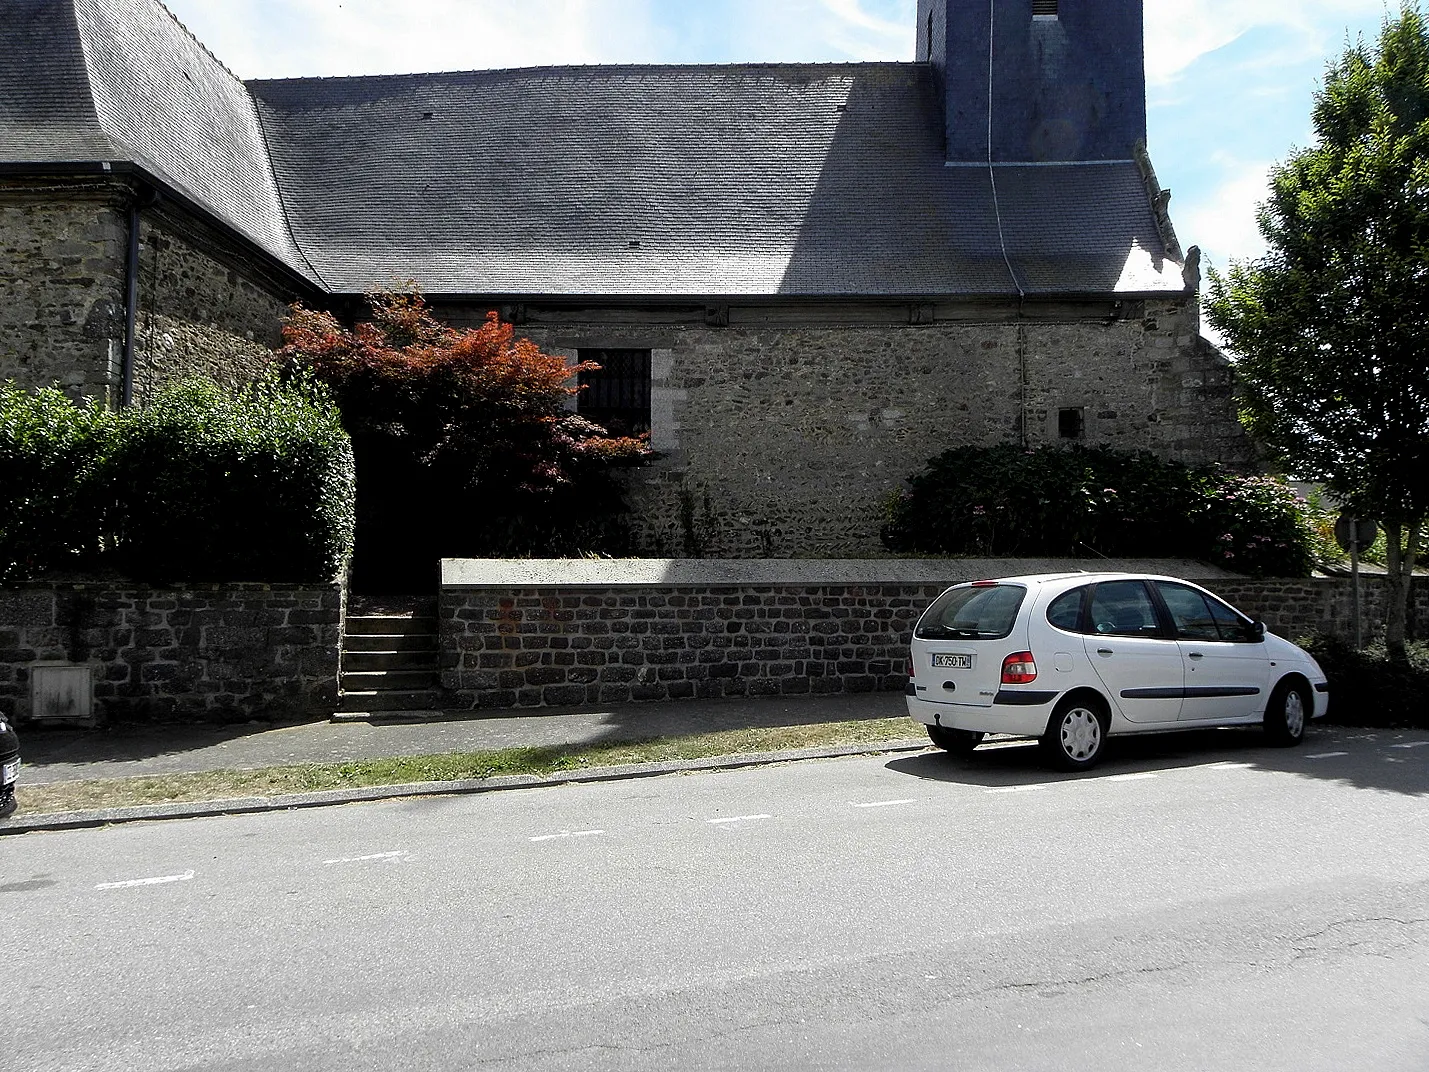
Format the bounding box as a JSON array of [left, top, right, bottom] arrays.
[[0, 738, 931, 835]]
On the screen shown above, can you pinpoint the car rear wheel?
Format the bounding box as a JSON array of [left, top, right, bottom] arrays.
[[1040, 696, 1108, 771], [1264, 680, 1309, 746], [927, 725, 985, 756]]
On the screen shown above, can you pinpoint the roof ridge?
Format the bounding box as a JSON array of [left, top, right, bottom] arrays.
[[152, 0, 247, 86], [246, 59, 918, 88]]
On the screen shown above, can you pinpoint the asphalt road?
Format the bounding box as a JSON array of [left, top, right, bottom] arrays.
[[3, 729, 1427, 1071]]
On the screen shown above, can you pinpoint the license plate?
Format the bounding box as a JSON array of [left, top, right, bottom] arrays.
[[931, 654, 973, 669], [1, 759, 17, 785]]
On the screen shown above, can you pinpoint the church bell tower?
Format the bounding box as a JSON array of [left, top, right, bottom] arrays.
[[916, 0, 1147, 163]]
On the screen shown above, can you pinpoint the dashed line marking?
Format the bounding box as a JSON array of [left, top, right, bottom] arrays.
[[706, 814, 772, 825], [530, 830, 606, 842], [323, 851, 405, 865], [1390, 742, 1429, 749], [1105, 772, 1157, 782], [1207, 762, 1253, 770], [1306, 752, 1349, 759], [96, 869, 194, 891], [852, 799, 916, 809], [985, 785, 1043, 795]]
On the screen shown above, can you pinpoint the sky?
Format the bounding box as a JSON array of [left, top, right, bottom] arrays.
[[160, 0, 1401, 288]]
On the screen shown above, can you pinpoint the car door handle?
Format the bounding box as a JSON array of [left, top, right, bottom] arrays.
[[1096, 648, 1113, 656], [1187, 652, 1204, 660]]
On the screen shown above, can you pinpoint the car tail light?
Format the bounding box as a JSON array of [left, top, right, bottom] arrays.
[[1001, 651, 1037, 684], [907, 652, 915, 679]]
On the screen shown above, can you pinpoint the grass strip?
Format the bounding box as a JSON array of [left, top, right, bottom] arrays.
[[16, 716, 924, 816]]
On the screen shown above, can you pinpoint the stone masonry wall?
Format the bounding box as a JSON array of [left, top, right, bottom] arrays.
[[441, 584, 935, 710], [0, 582, 344, 724], [440, 571, 1425, 711], [0, 181, 300, 409], [130, 214, 291, 404], [0, 183, 127, 403], [447, 297, 1254, 558]]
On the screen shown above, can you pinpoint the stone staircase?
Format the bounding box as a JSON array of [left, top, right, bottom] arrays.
[[338, 598, 443, 716]]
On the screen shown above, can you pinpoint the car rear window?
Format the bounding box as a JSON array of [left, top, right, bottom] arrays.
[[915, 584, 1025, 640]]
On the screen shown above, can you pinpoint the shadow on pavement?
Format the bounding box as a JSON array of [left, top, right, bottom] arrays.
[[887, 724, 1429, 798]]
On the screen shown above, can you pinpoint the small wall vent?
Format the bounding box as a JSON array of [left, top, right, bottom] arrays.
[[1032, 0, 1058, 16]]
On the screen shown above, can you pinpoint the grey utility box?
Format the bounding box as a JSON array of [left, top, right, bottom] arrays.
[[30, 663, 96, 725]]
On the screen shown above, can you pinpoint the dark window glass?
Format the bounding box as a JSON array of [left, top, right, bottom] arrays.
[[1155, 582, 1221, 641], [1088, 581, 1163, 638], [916, 584, 1026, 640], [1204, 593, 1260, 642], [1058, 408, 1084, 439], [1047, 588, 1087, 632], [577, 349, 651, 436]]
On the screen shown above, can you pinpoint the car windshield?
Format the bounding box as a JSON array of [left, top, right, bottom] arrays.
[[915, 584, 1025, 640]]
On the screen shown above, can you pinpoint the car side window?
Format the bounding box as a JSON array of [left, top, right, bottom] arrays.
[[1204, 593, 1261, 642], [1155, 582, 1222, 641], [1088, 580, 1164, 638], [1046, 587, 1087, 633]]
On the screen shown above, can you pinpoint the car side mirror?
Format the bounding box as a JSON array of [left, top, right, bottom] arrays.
[[1251, 620, 1266, 641]]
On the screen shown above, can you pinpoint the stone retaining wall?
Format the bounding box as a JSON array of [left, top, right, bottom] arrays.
[[440, 560, 1425, 710], [0, 582, 343, 724]]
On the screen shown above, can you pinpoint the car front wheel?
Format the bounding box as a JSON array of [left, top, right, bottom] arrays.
[[1264, 680, 1310, 746], [928, 724, 985, 756], [1040, 697, 1108, 771]]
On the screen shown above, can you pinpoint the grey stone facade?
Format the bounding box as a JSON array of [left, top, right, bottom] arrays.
[[0, 179, 299, 406], [0, 182, 126, 402], [451, 296, 1251, 557], [0, 582, 344, 723]]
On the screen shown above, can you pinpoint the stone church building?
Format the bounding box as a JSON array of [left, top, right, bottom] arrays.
[[1, 0, 1251, 557]]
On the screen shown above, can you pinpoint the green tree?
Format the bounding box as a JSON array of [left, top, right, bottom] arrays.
[[1206, 3, 1429, 658]]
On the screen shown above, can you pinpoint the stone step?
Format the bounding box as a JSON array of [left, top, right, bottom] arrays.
[[343, 633, 438, 654], [344, 615, 438, 636], [342, 650, 439, 672], [341, 669, 440, 692], [336, 688, 446, 713]]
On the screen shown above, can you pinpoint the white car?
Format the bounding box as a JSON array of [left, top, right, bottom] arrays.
[[905, 573, 1329, 770]]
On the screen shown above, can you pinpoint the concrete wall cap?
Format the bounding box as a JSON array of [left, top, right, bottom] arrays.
[[439, 558, 1239, 588]]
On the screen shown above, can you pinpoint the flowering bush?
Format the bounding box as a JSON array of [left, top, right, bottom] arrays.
[[278, 290, 650, 582], [882, 444, 1314, 576]]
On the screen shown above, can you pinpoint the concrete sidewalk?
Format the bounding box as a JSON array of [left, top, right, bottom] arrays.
[[16, 691, 918, 786]]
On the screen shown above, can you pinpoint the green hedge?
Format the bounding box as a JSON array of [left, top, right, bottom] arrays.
[[0, 377, 354, 583], [882, 444, 1314, 577]]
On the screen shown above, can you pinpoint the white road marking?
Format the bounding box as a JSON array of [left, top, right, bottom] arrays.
[[323, 851, 405, 865], [1207, 762, 1253, 770], [851, 799, 916, 809], [96, 869, 194, 891], [985, 785, 1043, 795], [706, 814, 772, 824], [1390, 742, 1429, 749], [529, 830, 605, 842], [1306, 752, 1349, 759], [1105, 772, 1157, 782]]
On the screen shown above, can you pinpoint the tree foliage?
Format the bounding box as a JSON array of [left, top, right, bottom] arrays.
[[1205, 4, 1429, 652], [278, 291, 650, 586]]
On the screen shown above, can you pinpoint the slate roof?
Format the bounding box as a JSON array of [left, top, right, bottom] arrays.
[[1, 0, 1187, 300]]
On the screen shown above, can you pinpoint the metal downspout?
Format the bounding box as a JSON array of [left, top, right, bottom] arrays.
[[121, 196, 140, 407]]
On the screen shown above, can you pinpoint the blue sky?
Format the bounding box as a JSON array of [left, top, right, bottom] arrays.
[[161, 0, 1399, 284]]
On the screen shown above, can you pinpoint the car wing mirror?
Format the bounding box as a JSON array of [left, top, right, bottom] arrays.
[[1251, 620, 1266, 641]]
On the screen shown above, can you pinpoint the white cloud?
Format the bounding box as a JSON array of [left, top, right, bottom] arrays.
[[162, 0, 664, 78], [1144, 0, 1393, 87], [1176, 157, 1276, 273]]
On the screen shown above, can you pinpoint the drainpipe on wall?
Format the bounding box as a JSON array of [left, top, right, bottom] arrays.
[[120, 182, 158, 408]]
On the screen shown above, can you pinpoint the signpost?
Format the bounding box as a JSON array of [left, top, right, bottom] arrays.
[[1334, 515, 1379, 648]]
